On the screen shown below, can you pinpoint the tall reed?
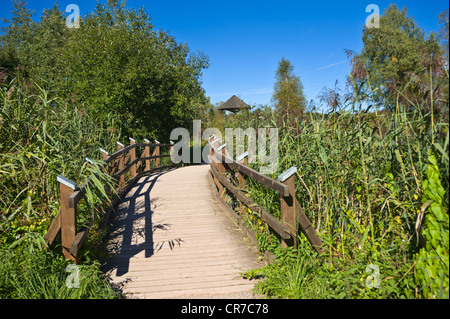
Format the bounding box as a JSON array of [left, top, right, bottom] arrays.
[[223, 76, 448, 298], [0, 76, 122, 298]]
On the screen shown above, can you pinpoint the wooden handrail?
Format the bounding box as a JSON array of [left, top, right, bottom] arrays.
[[68, 144, 172, 208], [209, 159, 291, 240], [295, 198, 324, 254], [207, 138, 323, 254], [46, 134, 323, 262], [212, 146, 290, 197], [45, 138, 176, 262], [103, 142, 172, 164], [111, 155, 171, 180]]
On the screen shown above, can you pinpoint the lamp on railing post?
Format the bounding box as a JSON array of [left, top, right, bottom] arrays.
[[217, 143, 227, 199], [117, 141, 125, 189], [236, 151, 249, 188], [154, 140, 160, 168], [57, 175, 78, 261], [99, 148, 109, 174], [144, 139, 151, 171], [85, 157, 94, 166], [278, 167, 298, 248], [218, 143, 226, 155], [209, 137, 222, 197], [129, 137, 136, 179], [210, 138, 219, 164], [170, 140, 174, 154], [236, 151, 249, 215], [99, 148, 108, 161]]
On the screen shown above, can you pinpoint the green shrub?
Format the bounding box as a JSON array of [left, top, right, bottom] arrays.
[[414, 151, 449, 298], [0, 245, 119, 299]]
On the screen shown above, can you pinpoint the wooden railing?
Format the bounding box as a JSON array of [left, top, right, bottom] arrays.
[[44, 138, 176, 262], [44, 134, 323, 263], [207, 135, 323, 256]]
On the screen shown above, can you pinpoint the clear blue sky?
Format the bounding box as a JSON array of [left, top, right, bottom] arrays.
[[1, 0, 448, 110]]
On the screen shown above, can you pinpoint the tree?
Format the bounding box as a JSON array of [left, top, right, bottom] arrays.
[[27, 4, 68, 87], [0, 0, 210, 140], [437, 8, 449, 114], [58, 0, 209, 139], [438, 8, 449, 64], [272, 58, 307, 120], [0, 0, 36, 77], [348, 4, 446, 111]]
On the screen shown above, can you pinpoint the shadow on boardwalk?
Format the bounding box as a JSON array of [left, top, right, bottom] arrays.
[[102, 168, 178, 276], [101, 164, 262, 298]]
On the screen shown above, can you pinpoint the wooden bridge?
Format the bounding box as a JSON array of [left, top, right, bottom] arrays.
[[44, 135, 323, 298]]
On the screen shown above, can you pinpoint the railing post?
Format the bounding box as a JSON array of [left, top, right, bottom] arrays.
[[155, 140, 160, 168], [57, 175, 78, 261], [217, 143, 227, 199], [117, 141, 125, 189], [144, 139, 151, 171], [85, 157, 94, 166], [236, 151, 249, 189], [209, 138, 223, 197], [100, 148, 109, 174], [129, 137, 136, 178], [236, 151, 249, 215], [278, 167, 298, 248], [100, 148, 109, 161]]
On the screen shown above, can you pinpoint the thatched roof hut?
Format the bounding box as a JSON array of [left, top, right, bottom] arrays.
[[217, 95, 251, 113]]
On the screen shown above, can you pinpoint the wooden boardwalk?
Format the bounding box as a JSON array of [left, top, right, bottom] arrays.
[[103, 164, 263, 298]]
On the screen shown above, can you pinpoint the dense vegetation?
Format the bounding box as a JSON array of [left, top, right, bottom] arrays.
[[225, 85, 448, 298], [0, 0, 208, 298], [218, 5, 449, 299], [0, 0, 209, 140], [0, 0, 448, 299]]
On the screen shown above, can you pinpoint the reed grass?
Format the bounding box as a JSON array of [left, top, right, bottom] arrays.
[[225, 76, 448, 298], [0, 76, 122, 298]]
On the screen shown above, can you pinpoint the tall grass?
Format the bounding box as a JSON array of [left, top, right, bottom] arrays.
[[0, 76, 122, 298], [227, 79, 448, 298], [0, 244, 119, 299]]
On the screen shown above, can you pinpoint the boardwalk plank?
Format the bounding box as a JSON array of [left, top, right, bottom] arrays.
[[103, 164, 264, 299]]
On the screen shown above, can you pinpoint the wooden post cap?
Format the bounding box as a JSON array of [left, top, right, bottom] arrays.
[[236, 151, 249, 162], [211, 138, 219, 144], [85, 157, 95, 165], [277, 167, 298, 183], [99, 148, 109, 155], [117, 141, 124, 147], [218, 143, 226, 151], [155, 139, 160, 144], [129, 137, 136, 142], [144, 138, 151, 143], [57, 175, 78, 190]]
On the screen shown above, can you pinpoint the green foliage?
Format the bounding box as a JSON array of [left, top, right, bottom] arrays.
[[1, 0, 209, 140], [0, 245, 119, 299], [414, 151, 449, 298], [253, 239, 417, 299], [0, 77, 122, 297], [0, 0, 211, 299], [437, 8, 449, 62], [0, 77, 121, 241], [0, 0, 36, 68], [349, 4, 447, 112], [272, 58, 307, 120], [222, 68, 448, 299]]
